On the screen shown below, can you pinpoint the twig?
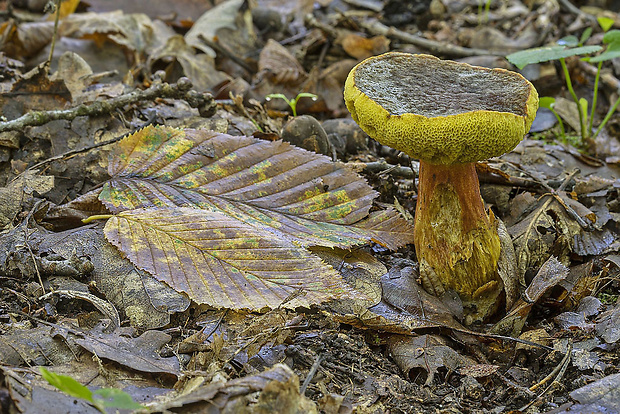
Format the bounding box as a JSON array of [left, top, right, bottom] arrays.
[[347, 160, 416, 179], [520, 342, 573, 411], [0, 77, 214, 133], [578, 60, 620, 92], [358, 20, 503, 57], [23, 112, 156, 175], [557, 0, 597, 23], [494, 370, 537, 398], [349, 160, 543, 190], [304, 14, 338, 39], [300, 354, 324, 395], [198, 35, 255, 74], [46, 0, 61, 73]]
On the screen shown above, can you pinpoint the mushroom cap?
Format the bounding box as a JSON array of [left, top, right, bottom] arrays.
[[344, 52, 538, 165]]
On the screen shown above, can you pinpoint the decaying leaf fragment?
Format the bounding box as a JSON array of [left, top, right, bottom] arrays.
[[387, 334, 477, 385], [93, 125, 414, 310], [151, 363, 317, 413], [491, 256, 569, 337]]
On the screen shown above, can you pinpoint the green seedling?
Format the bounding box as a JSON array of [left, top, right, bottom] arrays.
[[40, 367, 144, 414], [264, 92, 318, 117], [507, 17, 620, 145], [478, 0, 492, 24]]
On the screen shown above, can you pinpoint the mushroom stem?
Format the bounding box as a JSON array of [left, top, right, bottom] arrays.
[[414, 161, 501, 311]]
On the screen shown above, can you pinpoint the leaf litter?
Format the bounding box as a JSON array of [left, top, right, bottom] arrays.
[[0, 0, 619, 413]]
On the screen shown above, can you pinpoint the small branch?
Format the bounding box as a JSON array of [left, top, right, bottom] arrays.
[[0, 77, 214, 133], [358, 20, 503, 57], [557, 0, 598, 23], [198, 35, 255, 74], [577, 60, 620, 92], [520, 342, 572, 411], [347, 160, 416, 179], [300, 354, 324, 395], [349, 160, 543, 190]]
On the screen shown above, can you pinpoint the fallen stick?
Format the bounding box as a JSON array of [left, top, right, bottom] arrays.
[[0, 77, 214, 133]]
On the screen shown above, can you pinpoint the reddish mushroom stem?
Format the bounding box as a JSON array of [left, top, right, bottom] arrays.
[[414, 160, 502, 310]]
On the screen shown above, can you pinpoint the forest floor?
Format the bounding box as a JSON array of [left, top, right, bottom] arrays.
[[0, 0, 619, 413]]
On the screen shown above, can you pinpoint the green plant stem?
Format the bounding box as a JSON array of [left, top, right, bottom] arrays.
[[550, 109, 566, 139], [560, 58, 587, 139], [592, 94, 620, 140], [290, 98, 298, 117], [82, 214, 113, 224], [589, 61, 603, 134]]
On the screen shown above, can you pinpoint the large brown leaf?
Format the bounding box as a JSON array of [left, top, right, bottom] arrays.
[[99, 125, 413, 250], [104, 207, 357, 309], [96, 125, 413, 309]]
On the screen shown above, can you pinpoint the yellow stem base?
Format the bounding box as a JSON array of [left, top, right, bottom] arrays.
[[414, 161, 502, 320]]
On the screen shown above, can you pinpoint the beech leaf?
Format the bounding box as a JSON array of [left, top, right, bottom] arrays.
[[104, 207, 356, 309]]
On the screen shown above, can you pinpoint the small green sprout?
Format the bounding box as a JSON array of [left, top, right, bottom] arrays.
[[265, 92, 318, 117], [478, 0, 492, 24], [40, 367, 144, 414], [507, 18, 620, 145]]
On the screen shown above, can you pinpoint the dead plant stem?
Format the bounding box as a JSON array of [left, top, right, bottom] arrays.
[[46, 0, 61, 73]]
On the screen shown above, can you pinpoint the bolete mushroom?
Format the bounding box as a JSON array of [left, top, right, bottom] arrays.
[[344, 52, 538, 321]]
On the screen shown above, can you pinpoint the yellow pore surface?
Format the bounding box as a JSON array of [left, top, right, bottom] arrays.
[[344, 54, 539, 165]]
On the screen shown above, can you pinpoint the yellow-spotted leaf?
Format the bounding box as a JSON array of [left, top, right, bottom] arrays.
[[104, 208, 356, 309], [99, 125, 414, 250]]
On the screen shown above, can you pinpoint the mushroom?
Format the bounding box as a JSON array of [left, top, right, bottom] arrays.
[[344, 52, 538, 321]]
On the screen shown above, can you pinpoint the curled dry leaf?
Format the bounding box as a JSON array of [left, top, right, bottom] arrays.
[[150, 363, 317, 413], [491, 256, 569, 337], [387, 334, 477, 385], [185, 0, 246, 57], [340, 33, 390, 60], [147, 35, 230, 92]]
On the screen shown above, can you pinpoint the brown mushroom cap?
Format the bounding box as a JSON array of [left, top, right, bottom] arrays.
[[344, 53, 539, 165]]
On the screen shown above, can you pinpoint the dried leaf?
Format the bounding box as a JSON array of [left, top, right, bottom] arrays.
[[150, 363, 317, 413], [39, 226, 189, 330], [387, 334, 476, 385], [596, 305, 620, 344], [99, 126, 413, 250], [71, 329, 180, 376], [59, 11, 165, 57], [258, 39, 307, 85], [508, 198, 579, 281], [332, 266, 467, 334], [311, 246, 385, 311], [95, 126, 413, 310], [104, 208, 356, 309], [0, 171, 54, 228], [569, 373, 620, 413], [340, 33, 390, 59], [491, 256, 569, 336], [0, 64, 70, 119], [147, 35, 230, 92], [185, 0, 245, 57], [0, 21, 55, 59]]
